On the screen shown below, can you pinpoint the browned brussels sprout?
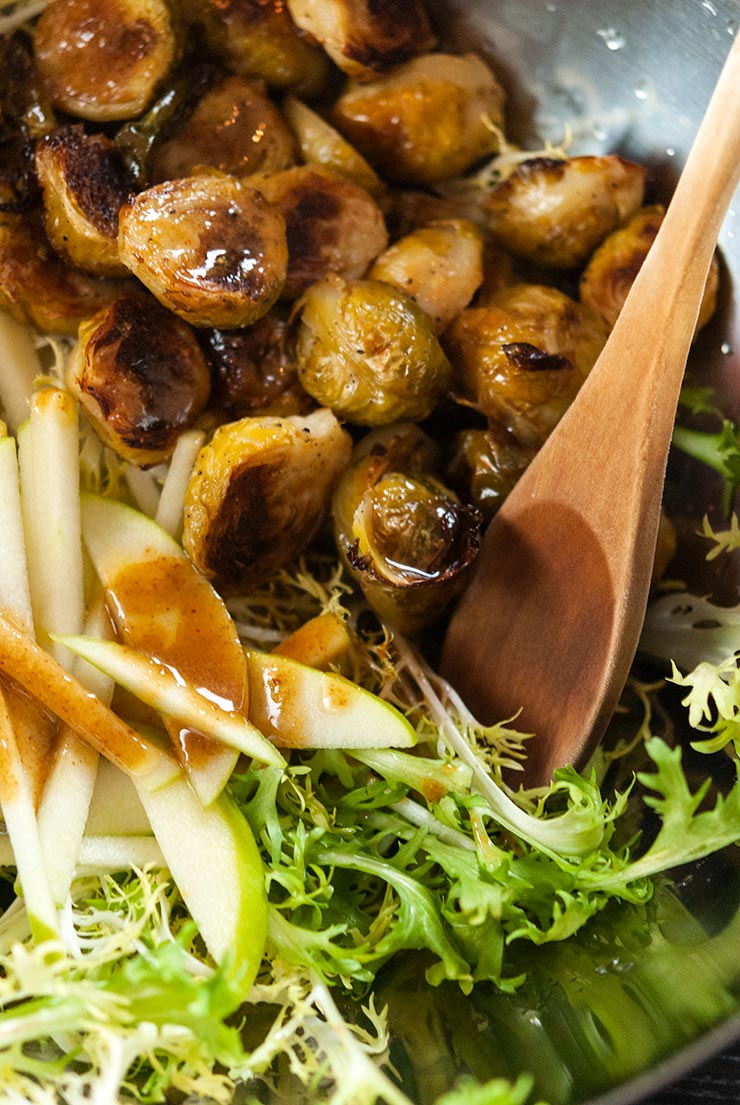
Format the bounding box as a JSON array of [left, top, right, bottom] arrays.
[[0, 33, 55, 213], [184, 0, 330, 98], [34, 0, 178, 122], [444, 296, 590, 447], [331, 54, 505, 185], [333, 423, 481, 633], [250, 165, 388, 299], [35, 124, 134, 277], [150, 76, 297, 183], [0, 210, 134, 335], [369, 219, 484, 332], [580, 204, 719, 334], [118, 174, 288, 328], [183, 408, 352, 593], [447, 425, 536, 520], [295, 275, 452, 426], [286, 0, 435, 80], [484, 154, 646, 268], [199, 311, 313, 419], [68, 294, 211, 466], [282, 97, 386, 202]]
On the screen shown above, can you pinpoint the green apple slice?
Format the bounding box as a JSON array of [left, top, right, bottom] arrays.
[[54, 634, 284, 768], [81, 493, 248, 806], [246, 651, 417, 749]]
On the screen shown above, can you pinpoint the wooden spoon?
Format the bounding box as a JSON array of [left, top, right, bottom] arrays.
[[440, 31, 740, 786]]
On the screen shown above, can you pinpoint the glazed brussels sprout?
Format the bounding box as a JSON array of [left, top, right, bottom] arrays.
[[67, 294, 211, 466], [484, 155, 646, 268], [250, 165, 388, 299], [333, 424, 481, 633], [184, 0, 329, 98], [331, 54, 505, 186], [0, 211, 133, 335], [0, 33, 55, 212], [479, 283, 607, 379], [150, 76, 297, 184], [369, 219, 484, 333], [444, 298, 588, 447], [295, 275, 452, 426], [118, 174, 288, 329], [183, 408, 352, 593], [34, 0, 178, 122], [282, 97, 386, 202], [199, 311, 313, 419], [447, 425, 536, 520], [35, 124, 134, 277], [579, 204, 720, 333], [286, 0, 435, 80]]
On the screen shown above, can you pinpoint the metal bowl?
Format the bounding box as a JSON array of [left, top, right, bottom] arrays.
[[380, 3, 740, 1102]]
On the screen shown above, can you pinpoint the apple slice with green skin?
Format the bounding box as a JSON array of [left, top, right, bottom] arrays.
[[81, 493, 249, 806], [246, 651, 417, 749], [0, 610, 267, 990]]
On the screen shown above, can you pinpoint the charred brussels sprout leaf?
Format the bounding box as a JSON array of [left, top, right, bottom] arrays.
[[333, 423, 481, 632], [296, 275, 452, 426]]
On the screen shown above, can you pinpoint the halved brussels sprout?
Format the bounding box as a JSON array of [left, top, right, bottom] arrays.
[[444, 294, 592, 447], [68, 294, 211, 466], [282, 97, 386, 202], [579, 204, 719, 333], [0, 210, 133, 335], [333, 423, 481, 633], [250, 165, 388, 299], [447, 425, 536, 521], [484, 155, 646, 268], [185, 0, 330, 98], [369, 219, 484, 332], [286, 0, 435, 80], [34, 0, 178, 122], [118, 174, 288, 328], [35, 124, 134, 277], [295, 275, 452, 426], [150, 76, 297, 183], [331, 53, 505, 185], [183, 408, 352, 593], [199, 310, 313, 419]]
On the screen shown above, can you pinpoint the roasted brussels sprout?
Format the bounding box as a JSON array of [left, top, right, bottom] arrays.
[[199, 311, 313, 418], [282, 97, 386, 201], [369, 219, 484, 332], [444, 297, 589, 447], [250, 165, 388, 299], [35, 124, 134, 277], [579, 204, 720, 333], [0, 32, 55, 212], [150, 76, 297, 184], [332, 53, 505, 186], [118, 174, 288, 329], [484, 155, 646, 268], [34, 0, 178, 122], [295, 275, 452, 426], [333, 423, 481, 633], [183, 408, 352, 593], [479, 283, 607, 379], [68, 294, 211, 465], [286, 0, 435, 80], [0, 210, 133, 335], [447, 425, 536, 520], [184, 0, 330, 98]]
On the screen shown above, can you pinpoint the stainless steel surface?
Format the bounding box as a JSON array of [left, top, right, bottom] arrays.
[[399, 3, 740, 1103]]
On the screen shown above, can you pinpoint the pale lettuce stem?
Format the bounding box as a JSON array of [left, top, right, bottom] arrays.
[[155, 429, 205, 539], [124, 465, 161, 518], [0, 315, 41, 432]]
